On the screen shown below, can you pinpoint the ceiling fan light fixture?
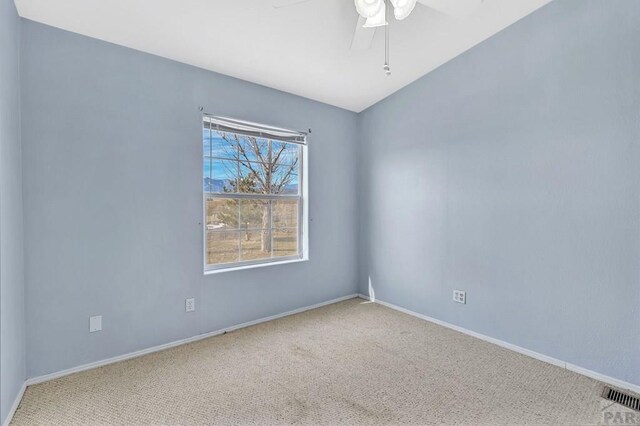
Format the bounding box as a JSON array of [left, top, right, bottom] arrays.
[[390, 0, 417, 20], [354, 0, 384, 18], [363, 3, 387, 28]]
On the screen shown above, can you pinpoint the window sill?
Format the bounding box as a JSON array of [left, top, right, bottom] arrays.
[[204, 257, 309, 275]]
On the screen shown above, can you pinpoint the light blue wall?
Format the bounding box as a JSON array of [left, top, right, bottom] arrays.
[[358, 0, 640, 386], [20, 20, 359, 378], [0, 0, 26, 423]]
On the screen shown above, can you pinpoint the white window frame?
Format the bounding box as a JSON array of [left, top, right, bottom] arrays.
[[202, 115, 309, 274]]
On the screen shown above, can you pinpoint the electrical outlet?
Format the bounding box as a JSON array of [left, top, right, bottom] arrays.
[[185, 298, 195, 312], [453, 290, 466, 304], [89, 315, 102, 332]]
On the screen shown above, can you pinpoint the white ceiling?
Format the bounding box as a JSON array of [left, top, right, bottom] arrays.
[[15, 0, 551, 112]]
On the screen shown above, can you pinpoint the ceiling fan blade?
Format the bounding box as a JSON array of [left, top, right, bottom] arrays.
[[350, 16, 377, 50], [416, 0, 483, 18], [272, 0, 312, 9]]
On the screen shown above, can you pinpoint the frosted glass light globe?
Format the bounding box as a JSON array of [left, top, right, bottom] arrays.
[[355, 0, 384, 18], [390, 0, 417, 20], [363, 3, 387, 28]]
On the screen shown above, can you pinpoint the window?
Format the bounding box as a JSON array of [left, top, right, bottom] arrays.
[[203, 116, 307, 272]]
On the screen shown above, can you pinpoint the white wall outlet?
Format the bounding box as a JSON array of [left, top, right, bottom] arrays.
[[453, 290, 466, 304], [185, 298, 195, 312], [89, 315, 102, 332]]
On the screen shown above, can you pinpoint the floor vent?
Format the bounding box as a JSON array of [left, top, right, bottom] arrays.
[[602, 386, 640, 412]]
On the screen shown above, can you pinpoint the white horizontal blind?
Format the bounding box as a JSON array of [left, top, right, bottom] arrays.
[[204, 115, 307, 145]]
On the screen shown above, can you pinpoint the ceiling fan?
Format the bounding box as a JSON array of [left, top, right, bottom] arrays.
[[273, 0, 483, 52]]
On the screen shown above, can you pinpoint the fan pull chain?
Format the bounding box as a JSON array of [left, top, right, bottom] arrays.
[[384, 0, 391, 76]]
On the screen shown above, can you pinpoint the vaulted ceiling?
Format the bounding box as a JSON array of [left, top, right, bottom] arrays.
[[14, 0, 551, 112]]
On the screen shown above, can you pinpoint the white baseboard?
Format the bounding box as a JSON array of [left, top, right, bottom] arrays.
[[565, 362, 640, 395], [357, 294, 640, 395], [25, 293, 359, 387], [2, 382, 26, 426]]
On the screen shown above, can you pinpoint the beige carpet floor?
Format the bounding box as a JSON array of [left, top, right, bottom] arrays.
[[12, 298, 620, 425]]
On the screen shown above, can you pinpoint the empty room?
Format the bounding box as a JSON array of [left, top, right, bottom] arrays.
[[1, 0, 639, 424]]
